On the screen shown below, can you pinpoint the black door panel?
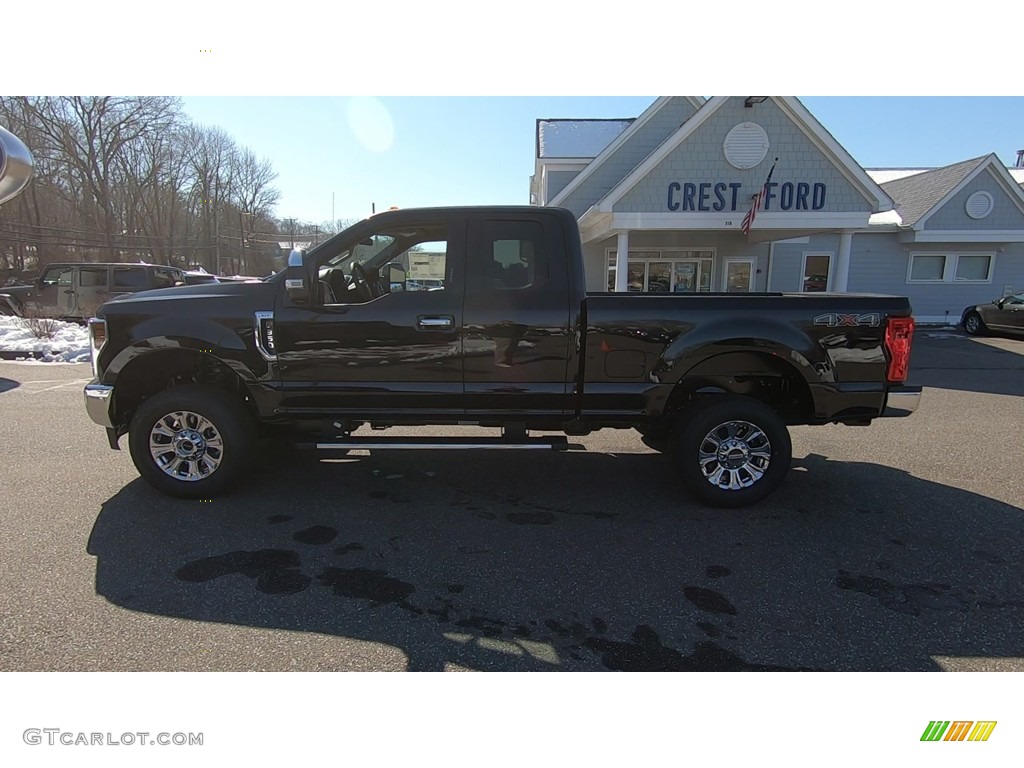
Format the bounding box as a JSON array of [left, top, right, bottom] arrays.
[[463, 216, 574, 417], [274, 215, 467, 418]]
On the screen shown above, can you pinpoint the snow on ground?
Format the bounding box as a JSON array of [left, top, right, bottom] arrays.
[[0, 316, 91, 362]]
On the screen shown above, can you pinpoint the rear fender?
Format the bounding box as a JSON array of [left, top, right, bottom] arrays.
[[654, 317, 830, 387]]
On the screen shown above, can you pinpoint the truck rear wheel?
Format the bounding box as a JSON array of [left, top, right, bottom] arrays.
[[128, 384, 256, 499], [671, 397, 791, 508]]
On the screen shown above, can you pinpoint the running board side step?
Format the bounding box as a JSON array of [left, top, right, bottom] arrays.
[[310, 436, 571, 451]]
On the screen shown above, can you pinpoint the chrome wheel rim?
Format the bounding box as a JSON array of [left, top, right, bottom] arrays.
[[965, 314, 979, 333], [698, 420, 771, 491], [149, 410, 224, 482]]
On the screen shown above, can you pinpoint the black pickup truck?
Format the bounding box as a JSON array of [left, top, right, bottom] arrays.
[[83, 206, 920, 507]]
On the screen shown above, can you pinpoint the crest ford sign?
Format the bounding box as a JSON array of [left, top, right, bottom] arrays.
[[667, 181, 827, 212]]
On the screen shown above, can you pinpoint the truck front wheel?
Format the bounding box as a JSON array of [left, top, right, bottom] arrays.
[[671, 397, 791, 508], [128, 384, 257, 498]]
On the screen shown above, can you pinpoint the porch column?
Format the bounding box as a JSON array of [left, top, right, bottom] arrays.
[[614, 231, 630, 292], [834, 231, 853, 292]]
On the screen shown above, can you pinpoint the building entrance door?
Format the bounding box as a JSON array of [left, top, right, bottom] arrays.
[[723, 258, 755, 292]]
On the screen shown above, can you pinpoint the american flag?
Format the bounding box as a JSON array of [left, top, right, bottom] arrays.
[[741, 158, 778, 236]]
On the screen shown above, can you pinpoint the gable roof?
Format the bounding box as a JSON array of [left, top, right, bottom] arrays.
[[879, 156, 988, 227], [595, 96, 894, 214], [547, 96, 706, 208], [880, 154, 1024, 230], [537, 119, 634, 159]]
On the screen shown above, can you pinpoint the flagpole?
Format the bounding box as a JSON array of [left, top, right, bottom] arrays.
[[741, 157, 780, 237]]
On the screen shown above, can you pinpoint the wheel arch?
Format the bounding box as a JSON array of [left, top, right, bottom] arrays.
[[660, 348, 818, 425], [106, 346, 259, 432]]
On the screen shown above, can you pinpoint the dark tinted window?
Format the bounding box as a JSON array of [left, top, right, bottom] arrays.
[[79, 267, 107, 288], [486, 221, 547, 292], [184, 273, 218, 285], [112, 267, 147, 289]]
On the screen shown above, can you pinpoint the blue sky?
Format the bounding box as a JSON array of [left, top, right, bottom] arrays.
[[179, 97, 1024, 226]]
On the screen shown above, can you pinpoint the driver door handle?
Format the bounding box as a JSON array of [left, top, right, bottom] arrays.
[[417, 315, 454, 330]]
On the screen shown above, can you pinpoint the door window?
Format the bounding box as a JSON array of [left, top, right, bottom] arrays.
[[112, 267, 148, 289], [802, 254, 831, 292], [319, 222, 450, 304], [725, 261, 754, 292], [485, 221, 548, 292], [153, 268, 179, 289], [41, 267, 73, 287], [647, 261, 671, 293], [79, 268, 107, 288]]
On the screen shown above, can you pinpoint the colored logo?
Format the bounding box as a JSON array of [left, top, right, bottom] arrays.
[[921, 721, 997, 742]]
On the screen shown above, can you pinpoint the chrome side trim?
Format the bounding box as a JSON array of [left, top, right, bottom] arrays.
[[84, 383, 115, 429], [882, 387, 922, 417], [85, 384, 113, 399], [316, 442, 559, 451], [87, 317, 106, 377], [254, 310, 276, 362]]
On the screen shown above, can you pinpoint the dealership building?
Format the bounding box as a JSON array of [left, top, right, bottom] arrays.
[[529, 96, 1024, 324]]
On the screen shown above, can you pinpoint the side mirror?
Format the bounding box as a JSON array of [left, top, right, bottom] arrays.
[[285, 249, 309, 303], [387, 262, 406, 292], [995, 297, 1006, 308], [0, 126, 34, 206]]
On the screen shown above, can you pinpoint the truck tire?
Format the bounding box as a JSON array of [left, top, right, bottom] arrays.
[[671, 396, 791, 508], [128, 384, 256, 499]]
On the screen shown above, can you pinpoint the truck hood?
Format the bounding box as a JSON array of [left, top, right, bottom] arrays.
[[99, 280, 277, 315]]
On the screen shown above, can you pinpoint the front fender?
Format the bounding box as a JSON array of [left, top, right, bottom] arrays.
[[100, 315, 263, 387]]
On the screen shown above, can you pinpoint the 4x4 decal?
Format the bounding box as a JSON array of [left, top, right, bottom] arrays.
[[814, 312, 880, 327]]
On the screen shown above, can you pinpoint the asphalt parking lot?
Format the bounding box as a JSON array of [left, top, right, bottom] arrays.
[[1, 330, 1022, 671]]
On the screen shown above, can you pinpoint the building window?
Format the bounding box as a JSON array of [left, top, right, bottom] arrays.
[[909, 254, 946, 282], [801, 253, 832, 292], [908, 252, 994, 284], [954, 254, 992, 282], [606, 249, 714, 292]]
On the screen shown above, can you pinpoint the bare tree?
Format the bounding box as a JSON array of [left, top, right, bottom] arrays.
[[0, 96, 287, 280]]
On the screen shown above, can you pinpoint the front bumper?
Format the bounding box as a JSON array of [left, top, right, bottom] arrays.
[[84, 382, 114, 428], [881, 385, 922, 417]]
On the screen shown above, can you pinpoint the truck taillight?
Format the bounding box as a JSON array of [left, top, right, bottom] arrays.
[[88, 317, 107, 377], [884, 316, 914, 384]]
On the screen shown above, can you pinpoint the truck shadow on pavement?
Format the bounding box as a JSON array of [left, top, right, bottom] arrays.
[[910, 332, 1024, 397], [87, 446, 1024, 671]]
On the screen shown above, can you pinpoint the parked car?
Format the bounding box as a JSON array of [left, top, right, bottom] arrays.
[[83, 206, 920, 508], [2, 263, 187, 321], [961, 293, 1024, 337]]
